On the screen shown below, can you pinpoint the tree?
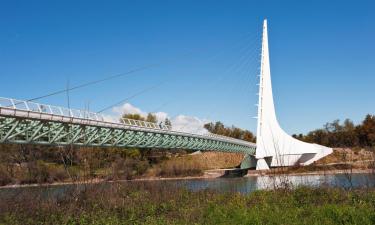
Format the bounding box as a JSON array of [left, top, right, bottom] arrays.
[[358, 114, 375, 147], [341, 119, 359, 147], [242, 131, 255, 142], [294, 115, 375, 148], [146, 113, 157, 123], [121, 113, 145, 122], [203, 122, 215, 133], [230, 127, 242, 139], [214, 122, 226, 136], [204, 121, 256, 142]]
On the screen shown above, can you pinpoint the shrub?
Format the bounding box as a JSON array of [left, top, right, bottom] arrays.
[[0, 166, 12, 186], [157, 157, 203, 177], [110, 157, 150, 180]]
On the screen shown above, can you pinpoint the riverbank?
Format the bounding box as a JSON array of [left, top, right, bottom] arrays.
[[0, 144, 245, 187], [1, 146, 373, 189], [1, 183, 374, 225], [0, 166, 232, 189], [1, 167, 373, 190]]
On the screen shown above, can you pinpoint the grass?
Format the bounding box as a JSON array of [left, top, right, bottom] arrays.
[[1, 184, 375, 225]]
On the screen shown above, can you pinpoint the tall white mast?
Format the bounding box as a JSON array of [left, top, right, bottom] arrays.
[[254, 19, 332, 170]]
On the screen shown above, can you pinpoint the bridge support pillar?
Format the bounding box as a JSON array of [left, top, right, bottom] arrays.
[[240, 154, 257, 169], [255, 158, 270, 170]]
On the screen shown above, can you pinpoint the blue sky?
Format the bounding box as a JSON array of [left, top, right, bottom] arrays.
[[1, 0, 374, 134]]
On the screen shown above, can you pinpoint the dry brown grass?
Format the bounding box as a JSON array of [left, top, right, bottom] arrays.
[[188, 151, 244, 170], [268, 148, 375, 175], [145, 156, 203, 177], [144, 151, 244, 178], [318, 148, 374, 165]]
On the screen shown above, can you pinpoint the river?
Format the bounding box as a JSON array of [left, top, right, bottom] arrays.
[[0, 173, 374, 200]]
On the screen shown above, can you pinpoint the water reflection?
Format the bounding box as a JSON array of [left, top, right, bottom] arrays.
[[0, 173, 374, 199], [167, 173, 375, 193]]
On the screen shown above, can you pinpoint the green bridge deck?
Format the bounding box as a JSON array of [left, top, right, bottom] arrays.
[[0, 97, 256, 154]]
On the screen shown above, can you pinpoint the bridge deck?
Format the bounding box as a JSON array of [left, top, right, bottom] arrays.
[[0, 97, 256, 154]]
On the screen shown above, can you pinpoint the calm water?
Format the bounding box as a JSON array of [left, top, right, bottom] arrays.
[[1, 173, 374, 199]]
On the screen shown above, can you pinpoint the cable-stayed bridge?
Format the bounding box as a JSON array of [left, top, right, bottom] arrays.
[[0, 20, 332, 169], [0, 97, 255, 154]]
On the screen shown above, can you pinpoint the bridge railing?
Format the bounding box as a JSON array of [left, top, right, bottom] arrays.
[[0, 97, 255, 147], [0, 97, 105, 121], [206, 133, 254, 146], [120, 118, 172, 130], [0, 97, 173, 129]]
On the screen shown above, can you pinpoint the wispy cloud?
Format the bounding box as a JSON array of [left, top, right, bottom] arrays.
[[113, 103, 147, 117]]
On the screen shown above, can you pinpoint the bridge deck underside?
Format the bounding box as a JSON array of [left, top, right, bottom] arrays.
[[0, 116, 256, 154]]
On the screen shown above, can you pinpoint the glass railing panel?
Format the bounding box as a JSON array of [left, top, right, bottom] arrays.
[[79, 110, 88, 119], [61, 108, 72, 117], [122, 119, 130, 125], [13, 100, 28, 110], [50, 106, 63, 115], [0, 98, 13, 108], [88, 112, 98, 120], [27, 102, 40, 112], [71, 109, 82, 118], [39, 104, 51, 114], [96, 114, 104, 121]]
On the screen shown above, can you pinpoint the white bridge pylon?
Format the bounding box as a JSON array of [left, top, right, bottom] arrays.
[[245, 20, 332, 170]]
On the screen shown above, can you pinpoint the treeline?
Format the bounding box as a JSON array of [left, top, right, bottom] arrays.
[[204, 121, 256, 142], [123, 113, 256, 143], [293, 114, 375, 148]]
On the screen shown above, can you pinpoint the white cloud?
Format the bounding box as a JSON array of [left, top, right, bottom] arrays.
[[102, 102, 210, 134], [171, 115, 209, 134], [101, 114, 118, 123], [154, 111, 168, 122], [113, 103, 147, 117]]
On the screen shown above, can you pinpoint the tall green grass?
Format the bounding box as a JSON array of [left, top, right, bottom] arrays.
[[1, 184, 374, 225]]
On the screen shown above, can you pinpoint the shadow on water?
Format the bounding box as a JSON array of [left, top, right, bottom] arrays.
[[220, 168, 249, 178], [1, 173, 374, 200]]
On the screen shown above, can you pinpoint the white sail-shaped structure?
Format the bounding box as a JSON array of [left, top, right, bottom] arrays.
[[253, 20, 332, 170]]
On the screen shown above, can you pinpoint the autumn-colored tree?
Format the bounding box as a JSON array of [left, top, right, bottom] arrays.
[[204, 121, 256, 142], [358, 114, 375, 147], [121, 113, 145, 122], [146, 113, 157, 123], [295, 115, 375, 148]]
